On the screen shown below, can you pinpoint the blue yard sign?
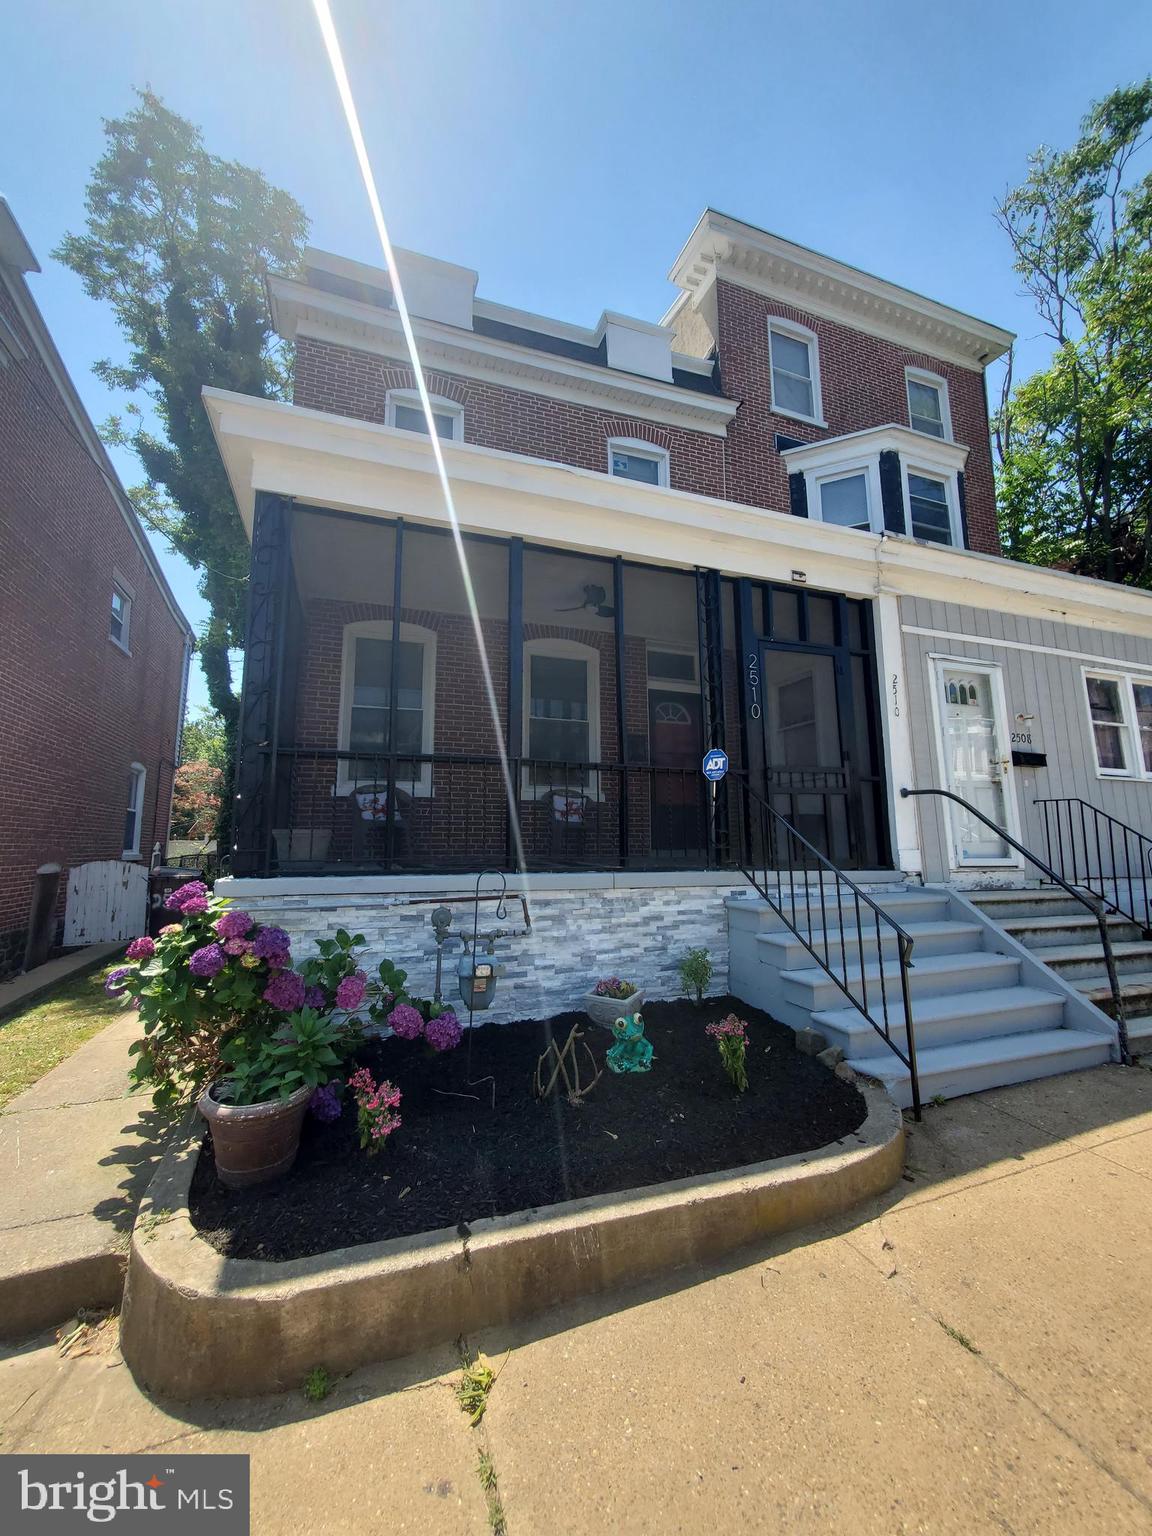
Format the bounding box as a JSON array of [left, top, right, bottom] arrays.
[[701, 748, 729, 782]]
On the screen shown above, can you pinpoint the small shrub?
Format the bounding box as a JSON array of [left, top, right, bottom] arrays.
[[592, 976, 637, 999], [455, 1351, 497, 1425], [678, 947, 713, 1004], [303, 1366, 333, 1402], [348, 1067, 402, 1153], [706, 1013, 750, 1093]]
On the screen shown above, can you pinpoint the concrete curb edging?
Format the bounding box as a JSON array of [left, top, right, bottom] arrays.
[[120, 1087, 904, 1400]]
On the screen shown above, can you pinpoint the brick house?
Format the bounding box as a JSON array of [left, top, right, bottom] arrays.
[[0, 198, 193, 976], [207, 209, 1152, 1101]]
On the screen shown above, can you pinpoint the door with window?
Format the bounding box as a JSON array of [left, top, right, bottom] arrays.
[[934, 662, 1020, 865], [760, 649, 853, 864]]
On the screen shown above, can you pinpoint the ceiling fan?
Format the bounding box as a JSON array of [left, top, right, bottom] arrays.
[[556, 583, 615, 618]]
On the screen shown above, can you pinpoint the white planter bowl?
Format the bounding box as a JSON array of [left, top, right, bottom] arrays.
[[583, 989, 644, 1031]]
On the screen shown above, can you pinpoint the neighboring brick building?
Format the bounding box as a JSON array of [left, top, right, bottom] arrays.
[[0, 198, 193, 976]]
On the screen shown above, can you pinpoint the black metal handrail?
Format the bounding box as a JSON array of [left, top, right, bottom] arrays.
[[901, 787, 1131, 1064], [1036, 797, 1152, 937], [732, 776, 922, 1119]]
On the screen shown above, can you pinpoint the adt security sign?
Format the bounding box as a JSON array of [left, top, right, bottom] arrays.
[[701, 748, 729, 782]]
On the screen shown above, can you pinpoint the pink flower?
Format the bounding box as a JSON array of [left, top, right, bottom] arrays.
[[159, 923, 182, 937], [263, 970, 307, 1011], [215, 909, 253, 941], [387, 1002, 425, 1040], [125, 936, 155, 961], [425, 1011, 462, 1052], [262, 949, 291, 971], [180, 896, 210, 916], [335, 974, 367, 1011], [223, 937, 252, 957]]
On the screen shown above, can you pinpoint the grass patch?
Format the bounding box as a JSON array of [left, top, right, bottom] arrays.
[[0, 971, 125, 1108], [302, 1366, 334, 1402], [938, 1318, 980, 1354], [476, 1449, 507, 1535]]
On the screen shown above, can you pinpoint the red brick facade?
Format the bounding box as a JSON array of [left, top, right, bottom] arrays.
[[293, 341, 728, 499], [0, 276, 190, 974], [713, 280, 1000, 555]]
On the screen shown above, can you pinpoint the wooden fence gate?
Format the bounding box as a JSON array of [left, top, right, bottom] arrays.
[[64, 860, 149, 946]]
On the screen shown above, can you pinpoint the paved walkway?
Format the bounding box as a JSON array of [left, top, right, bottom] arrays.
[[2, 1063, 1150, 1534]]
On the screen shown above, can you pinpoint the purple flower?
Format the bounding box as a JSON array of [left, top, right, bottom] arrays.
[[125, 935, 155, 961], [180, 896, 210, 916], [223, 937, 252, 957], [425, 1010, 463, 1052], [251, 926, 292, 961], [309, 1082, 343, 1123], [188, 943, 227, 979], [263, 970, 307, 1011], [335, 974, 367, 1011], [215, 909, 253, 941], [263, 950, 291, 971], [388, 1002, 425, 1041], [164, 880, 209, 912], [304, 985, 327, 1010], [104, 966, 132, 998]]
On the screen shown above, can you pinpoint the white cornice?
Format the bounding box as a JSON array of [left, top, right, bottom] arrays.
[[781, 423, 970, 473], [202, 387, 1152, 642], [667, 210, 1014, 371], [270, 276, 737, 436]]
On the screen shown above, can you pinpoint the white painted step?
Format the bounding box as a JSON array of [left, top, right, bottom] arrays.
[[810, 985, 1066, 1057], [849, 1029, 1113, 1109], [779, 950, 1021, 1013], [726, 888, 947, 936], [756, 919, 984, 970]]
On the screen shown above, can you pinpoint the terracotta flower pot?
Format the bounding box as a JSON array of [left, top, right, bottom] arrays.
[[198, 1081, 313, 1189], [583, 988, 644, 1031]]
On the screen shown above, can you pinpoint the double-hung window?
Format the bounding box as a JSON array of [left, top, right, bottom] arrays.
[[817, 469, 872, 531], [523, 640, 600, 792], [906, 369, 951, 440], [110, 583, 132, 650], [339, 622, 436, 793], [123, 763, 146, 858], [769, 322, 822, 424], [608, 439, 668, 486], [1085, 671, 1152, 777], [907, 471, 953, 544]]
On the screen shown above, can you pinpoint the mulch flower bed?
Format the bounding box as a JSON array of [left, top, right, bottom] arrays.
[[189, 996, 867, 1262]]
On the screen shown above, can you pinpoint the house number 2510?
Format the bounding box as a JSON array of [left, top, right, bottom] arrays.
[[747, 652, 762, 719], [891, 673, 901, 718]]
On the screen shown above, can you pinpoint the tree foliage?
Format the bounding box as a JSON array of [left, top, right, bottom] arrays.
[[180, 705, 228, 772], [55, 89, 308, 837], [171, 761, 224, 841], [995, 81, 1152, 586]]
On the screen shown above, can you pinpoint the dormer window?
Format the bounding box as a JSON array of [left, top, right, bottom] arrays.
[[608, 439, 669, 487], [385, 390, 463, 441], [905, 368, 951, 440], [768, 320, 823, 425]]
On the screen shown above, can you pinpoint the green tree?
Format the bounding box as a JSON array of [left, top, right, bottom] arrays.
[[56, 89, 308, 839], [994, 81, 1152, 586], [180, 705, 228, 771]]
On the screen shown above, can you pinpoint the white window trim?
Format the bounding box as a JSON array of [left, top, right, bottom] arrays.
[[522, 637, 602, 800], [806, 458, 884, 535], [123, 762, 146, 859], [336, 620, 438, 796], [1081, 667, 1152, 781], [606, 437, 670, 488], [768, 318, 826, 428], [645, 643, 700, 694], [384, 389, 463, 440], [905, 366, 953, 441], [110, 581, 133, 654], [901, 459, 963, 549]]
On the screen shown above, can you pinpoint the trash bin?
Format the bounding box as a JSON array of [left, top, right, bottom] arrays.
[[148, 867, 195, 936]]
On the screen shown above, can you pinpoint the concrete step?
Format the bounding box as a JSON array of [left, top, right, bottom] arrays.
[[756, 919, 984, 972], [1071, 971, 1152, 1019], [849, 1028, 1113, 1109], [969, 888, 1103, 921], [778, 950, 1021, 1014], [726, 888, 948, 937], [810, 985, 1067, 1058], [1123, 1014, 1152, 1055], [1028, 940, 1152, 980], [998, 913, 1143, 949]]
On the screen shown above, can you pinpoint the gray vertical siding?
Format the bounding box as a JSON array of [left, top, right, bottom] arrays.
[[899, 597, 1152, 882]]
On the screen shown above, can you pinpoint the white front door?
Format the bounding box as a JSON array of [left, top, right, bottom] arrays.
[[934, 662, 1020, 867]]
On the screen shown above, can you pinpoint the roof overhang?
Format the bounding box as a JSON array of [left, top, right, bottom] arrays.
[[781, 423, 970, 473], [202, 386, 1152, 640], [666, 209, 1014, 371], [269, 275, 736, 436]]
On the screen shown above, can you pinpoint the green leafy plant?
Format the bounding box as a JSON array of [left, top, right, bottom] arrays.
[[455, 1351, 497, 1426], [219, 1009, 353, 1106], [678, 947, 713, 1004], [706, 1013, 750, 1093], [303, 1366, 333, 1402]]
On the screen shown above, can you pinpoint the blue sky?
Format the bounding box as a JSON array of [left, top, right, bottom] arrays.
[[3, 0, 1150, 712]]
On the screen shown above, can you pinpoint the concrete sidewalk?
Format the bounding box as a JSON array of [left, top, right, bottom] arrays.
[[0, 1009, 170, 1336], [2, 1062, 1151, 1533]]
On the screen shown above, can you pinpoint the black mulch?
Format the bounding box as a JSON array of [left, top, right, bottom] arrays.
[[189, 996, 867, 1262]]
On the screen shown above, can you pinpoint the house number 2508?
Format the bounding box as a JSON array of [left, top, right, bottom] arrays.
[[747, 653, 761, 720]]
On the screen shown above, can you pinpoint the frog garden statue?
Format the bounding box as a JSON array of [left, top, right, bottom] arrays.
[[605, 1011, 654, 1074]]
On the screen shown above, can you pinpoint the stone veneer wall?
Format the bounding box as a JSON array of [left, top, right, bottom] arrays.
[[221, 879, 744, 1025]]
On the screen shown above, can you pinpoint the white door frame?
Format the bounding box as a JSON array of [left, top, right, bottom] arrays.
[[928, 654, 1023, 871]]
